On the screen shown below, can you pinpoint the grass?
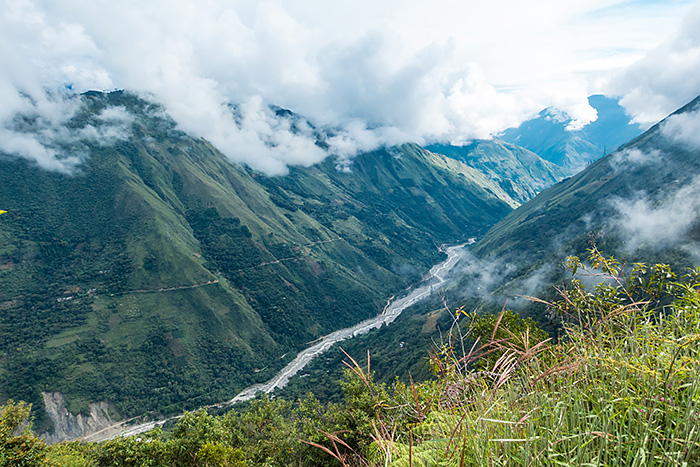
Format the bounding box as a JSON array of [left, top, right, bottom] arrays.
[[44, 314, 100, 349], [326, 251, 700, 466], [440, 307, 700, 465]]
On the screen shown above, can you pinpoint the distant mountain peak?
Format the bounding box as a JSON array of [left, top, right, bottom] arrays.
[[500, 94, 644, 174]]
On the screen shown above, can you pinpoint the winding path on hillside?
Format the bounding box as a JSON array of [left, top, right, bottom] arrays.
[[82, 244, 465, 442]]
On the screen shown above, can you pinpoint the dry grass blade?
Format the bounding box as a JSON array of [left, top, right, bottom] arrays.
[[409, 373, 424, 421], [300, 439, 347, 465], [445, 409, 469, 461], [340, 347, 375, 396], [367, 349, 371, 378], [492, 350, 519, 390], [515, 407, 538, 427], [318, 430, 373, 467], [535, 356, 583, 382], [428, 346, 446, 378], [515, 294, 553, 306], [491, 305, 507, 343]]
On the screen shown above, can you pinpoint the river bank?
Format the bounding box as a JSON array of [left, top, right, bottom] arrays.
[[81, 244, 465, 442]]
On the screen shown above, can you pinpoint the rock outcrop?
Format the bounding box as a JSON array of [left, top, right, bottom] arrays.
[[40, 392, 118, 444]]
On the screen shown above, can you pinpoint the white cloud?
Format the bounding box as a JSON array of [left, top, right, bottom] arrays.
[[661, 108, 700, 149], [609, 147, 663, 172], [78, 106, 134, 146], [0, 0, 697, 174], [610, 176, 700, 252], [0, 128, 81, 173], [610, 3, 700, 126], [0, 89, 84, 172]]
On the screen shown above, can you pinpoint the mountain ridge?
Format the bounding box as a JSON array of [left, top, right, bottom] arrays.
[[0, 90, 541, 434], [427, 139, 568, 205], [464, 94, 700, 311]]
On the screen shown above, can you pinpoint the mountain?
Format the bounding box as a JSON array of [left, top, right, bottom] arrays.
[[472, 94, 700, 283], [427, 139, 568, 205], [0, 91, 520, 432], [266, 95, 700, 409], [500, 95, 644, 174]]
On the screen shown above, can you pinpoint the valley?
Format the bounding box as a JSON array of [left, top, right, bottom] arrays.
[[1, 90, 699, 445], [0, 91, 553, 435], [228, 243, 465, 404], [2, 90, 698, 444], [76, 243, 465, 443], [2, 2, 700, 464]]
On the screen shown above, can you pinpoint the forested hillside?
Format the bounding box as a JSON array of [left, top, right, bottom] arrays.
[[272, 93, 700, 416], [0, 91, 530, 434], [475, 95, 700, 264], [428, 139, 567, 205]]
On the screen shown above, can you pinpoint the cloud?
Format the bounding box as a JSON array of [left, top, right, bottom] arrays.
[[449, 249, 524, 302], [609, 147, 663, 172], [1, 0, 697, 174], [447, 247, 562, 311], [0, 87, 136, 172], [609, 175, 700, 252], [661, 108, 700, 149], [611, 3, 700, 126], [196, 95, 329, 176], [0, 90, 84, 173], [78, 106, 134, 146]]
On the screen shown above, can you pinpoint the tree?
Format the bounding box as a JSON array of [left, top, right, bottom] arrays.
[[0, 400, 48, 467]]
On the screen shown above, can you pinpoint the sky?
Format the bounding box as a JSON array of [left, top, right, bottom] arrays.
[[1, 0, 700, 174]]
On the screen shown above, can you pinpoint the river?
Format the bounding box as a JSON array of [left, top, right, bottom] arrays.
[[82, 243, 465, 441], [229, 243, 464, 403]]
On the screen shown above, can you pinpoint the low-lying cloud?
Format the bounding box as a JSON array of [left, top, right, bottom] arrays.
[[661, 108, 700, 150], [78, 106, 134, 147], [609, 147, 663, 173], [450, 250, 518, 301], [447, 248, 559, 310], [0, 90, 135, 173], [610, 175, 700, 253], [0, 91, 83, 173]]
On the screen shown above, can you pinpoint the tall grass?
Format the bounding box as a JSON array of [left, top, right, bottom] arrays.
[[333, 251, 700, 466]]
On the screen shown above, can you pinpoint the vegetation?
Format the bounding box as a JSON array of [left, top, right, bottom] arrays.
[[0, 90, 516, 429], [1, 249, 698, 465], [427, 140, 567, 205]]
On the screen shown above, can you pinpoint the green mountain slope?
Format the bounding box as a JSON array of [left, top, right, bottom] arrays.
[[268, 94, 700, 415], [0, 91, 515, 430], [301, 95, 700, 399], [427, 139, 568, 206], [473, 94, 700, 269]]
